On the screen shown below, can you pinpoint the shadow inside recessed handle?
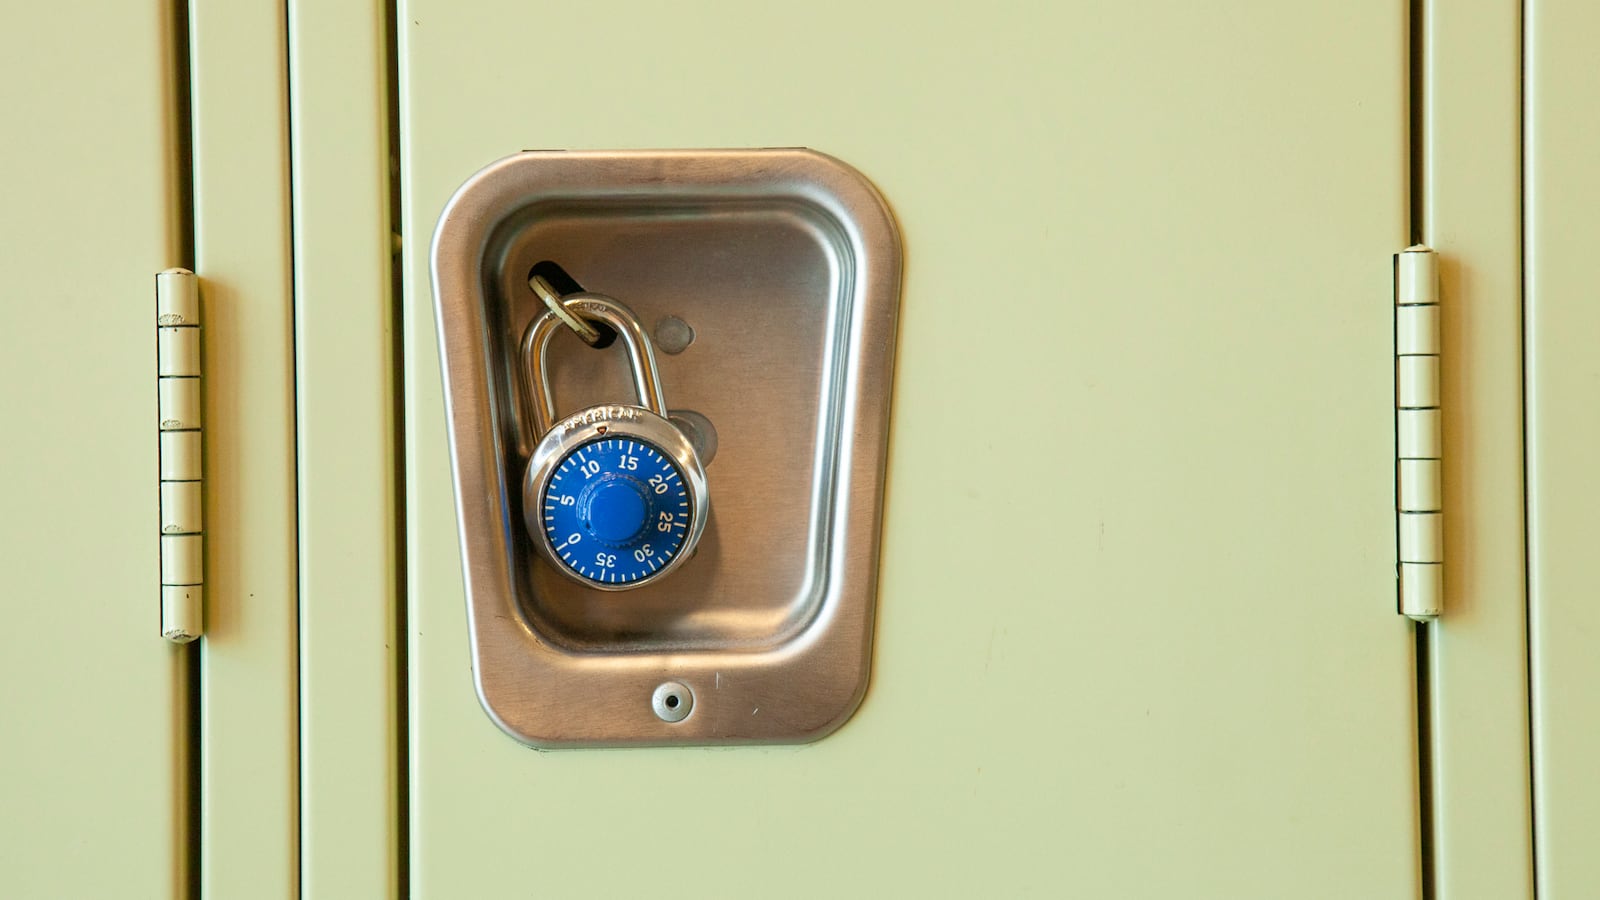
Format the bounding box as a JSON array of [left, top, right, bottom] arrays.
[[528, 260, 617, 348]]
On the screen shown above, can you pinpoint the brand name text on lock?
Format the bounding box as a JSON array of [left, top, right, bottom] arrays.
[[557, 405, 644, 433]]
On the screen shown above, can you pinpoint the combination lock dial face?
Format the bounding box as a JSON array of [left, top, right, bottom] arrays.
[[539, 436, 693, 586]]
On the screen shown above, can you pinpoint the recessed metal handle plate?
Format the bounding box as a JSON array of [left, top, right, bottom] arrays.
[[432, 149, 903, 747]]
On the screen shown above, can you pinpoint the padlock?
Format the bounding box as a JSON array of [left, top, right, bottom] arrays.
[[519, 294, 709, 590]]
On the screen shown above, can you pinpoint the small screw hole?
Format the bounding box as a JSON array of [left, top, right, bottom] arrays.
[[665, 695, 679, 709]]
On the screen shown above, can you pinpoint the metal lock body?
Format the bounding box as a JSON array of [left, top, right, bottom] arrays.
[[519, 295, 709, 590]]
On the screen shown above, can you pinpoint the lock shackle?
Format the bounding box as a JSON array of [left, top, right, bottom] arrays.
[[519, 293, 668, 437]]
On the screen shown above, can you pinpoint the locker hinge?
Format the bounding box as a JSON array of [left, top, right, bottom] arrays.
[[1395, 246, 1441, 621], [157, 269, 204, 642]]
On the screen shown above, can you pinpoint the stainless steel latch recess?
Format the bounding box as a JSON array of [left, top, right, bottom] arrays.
[[432, 149, 903, 747]]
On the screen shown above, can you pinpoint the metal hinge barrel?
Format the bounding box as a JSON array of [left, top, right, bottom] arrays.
[[157, 269, 204, 642], [1396, 246, 1441, 620]]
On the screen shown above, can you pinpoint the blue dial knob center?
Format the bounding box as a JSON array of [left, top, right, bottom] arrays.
[[581, 478, 649, 544]]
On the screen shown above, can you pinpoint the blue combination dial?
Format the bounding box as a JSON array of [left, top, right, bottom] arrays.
[[539, 436, 692, 586]]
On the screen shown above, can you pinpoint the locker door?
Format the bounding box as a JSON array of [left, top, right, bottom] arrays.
[[0, 2, 303, 895], [0, 3, 190, 895], [397, 2, 1420, 895]]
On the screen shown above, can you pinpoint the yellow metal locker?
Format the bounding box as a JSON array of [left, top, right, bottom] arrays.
[[16, 0, 1600, 895]]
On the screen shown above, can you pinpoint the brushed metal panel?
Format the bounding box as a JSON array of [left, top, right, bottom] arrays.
[[432, 149, 902, 746]]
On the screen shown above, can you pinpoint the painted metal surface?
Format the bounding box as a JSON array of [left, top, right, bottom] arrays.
[[190, 0, 301, 894], [286, 0, 403, 894], [0, 2, 189, 895], [400, 0, 1418, 895], [1417, 0, 1535, 894], [1526, 0, 1600, 895]]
